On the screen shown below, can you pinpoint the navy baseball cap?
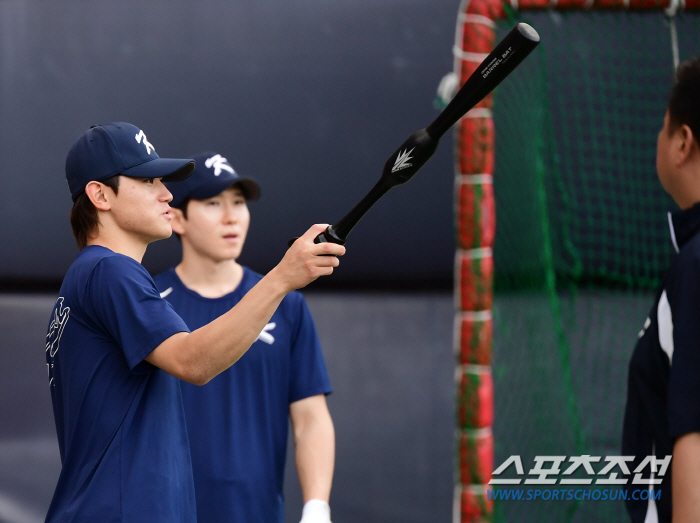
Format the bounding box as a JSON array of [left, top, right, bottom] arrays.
[[65, 122, 195, 201], [166, 151, 260, 208]]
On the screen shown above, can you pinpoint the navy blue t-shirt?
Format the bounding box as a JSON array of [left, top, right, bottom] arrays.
[[154, 266, 332, 523], [45, 246, 195, 523]]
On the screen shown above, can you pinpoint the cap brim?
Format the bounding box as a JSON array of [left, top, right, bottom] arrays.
[[121, 158, 195, 182], [236, 179, 260, 202], [185, 177, 261, 203]]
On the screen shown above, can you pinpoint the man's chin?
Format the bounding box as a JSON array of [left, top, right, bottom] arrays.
[[211, 248, 243, 264], [146, 226, 173, 244]]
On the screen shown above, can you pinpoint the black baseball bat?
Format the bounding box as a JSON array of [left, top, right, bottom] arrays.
[[291, 22, 540, 247]]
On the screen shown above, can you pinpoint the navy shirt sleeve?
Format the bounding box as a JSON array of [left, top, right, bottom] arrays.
[[288, 293, 332, 403], [667, 248, 700, 441], [86, 255, 190, 373]]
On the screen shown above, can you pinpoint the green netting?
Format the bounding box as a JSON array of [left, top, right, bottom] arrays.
[[489, 11, 700, 522]]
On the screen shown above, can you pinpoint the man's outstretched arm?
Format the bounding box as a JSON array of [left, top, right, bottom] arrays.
[[146, 224, 345, 385]]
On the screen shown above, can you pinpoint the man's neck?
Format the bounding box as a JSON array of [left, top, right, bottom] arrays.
[[175, 254, 244, 299], [87, 230, 148, 263]]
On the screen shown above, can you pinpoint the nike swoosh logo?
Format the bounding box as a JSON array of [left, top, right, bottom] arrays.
[[160, 287, 173, 298]]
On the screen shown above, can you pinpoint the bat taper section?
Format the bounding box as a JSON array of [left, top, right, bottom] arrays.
[[329, 128, 440, 242]]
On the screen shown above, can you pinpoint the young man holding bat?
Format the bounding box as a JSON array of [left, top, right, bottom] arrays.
[[153, 152, 334, 523], [45, 123, 344, 523], [622, 56, 700, 523]]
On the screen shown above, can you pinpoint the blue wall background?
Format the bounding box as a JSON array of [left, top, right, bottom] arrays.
[[0, 0, 458, 289]]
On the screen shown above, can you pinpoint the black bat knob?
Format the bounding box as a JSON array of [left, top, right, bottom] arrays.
[[287, 225, 345, 247]]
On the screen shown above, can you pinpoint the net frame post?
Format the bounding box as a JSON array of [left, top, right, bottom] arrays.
[[452, 1, 503, 521]]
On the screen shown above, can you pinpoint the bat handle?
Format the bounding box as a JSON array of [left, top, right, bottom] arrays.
[[315, 225, 346, 245], [287, 225, 346, 248]]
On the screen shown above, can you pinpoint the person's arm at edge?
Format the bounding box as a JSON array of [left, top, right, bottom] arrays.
[[673, 432, 700, 522], [146, 224, 345, 385], [291, 394, 335, 504]]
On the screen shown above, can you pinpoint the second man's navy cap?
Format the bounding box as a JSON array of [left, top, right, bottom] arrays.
[[166, 151, 261, 208], [65, 122, 195, 201]]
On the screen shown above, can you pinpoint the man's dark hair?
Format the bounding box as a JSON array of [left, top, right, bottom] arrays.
[[178, 199, 191, 220], [668, 56, 700, 142], [70, 175, 121, 250]]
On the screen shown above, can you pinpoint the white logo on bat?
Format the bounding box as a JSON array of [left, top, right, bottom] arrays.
[[205, 154, 234, 176], [256, 322, 276, 345], [135, 130, 155, 155], [391, 148, 415, 173]]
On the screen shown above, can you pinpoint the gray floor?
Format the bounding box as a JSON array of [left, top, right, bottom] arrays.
[[0, 295, 61, 523], [0, 289, 648, 523], [0, 292, 456, 523]]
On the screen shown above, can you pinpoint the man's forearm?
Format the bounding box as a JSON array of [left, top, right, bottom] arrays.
[[292, 395, 335, 502], [146, 225, 345, 384], [147, 270, 289, 384], [178, 271, 288, 381]]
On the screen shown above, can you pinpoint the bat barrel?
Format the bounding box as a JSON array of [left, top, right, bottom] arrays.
[[426, 23, 540, 140]]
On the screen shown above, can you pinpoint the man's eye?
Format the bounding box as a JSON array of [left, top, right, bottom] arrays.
[[144, 178, 154, 184]]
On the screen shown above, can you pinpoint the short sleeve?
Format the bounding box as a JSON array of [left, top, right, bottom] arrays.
[[667, 250, 700, 440], [288, 294, 332, 403], [86, 255, 190, 373]]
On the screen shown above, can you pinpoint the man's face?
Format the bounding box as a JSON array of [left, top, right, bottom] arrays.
[[107, 176, 175, 243], [174, 186, 250, 262]]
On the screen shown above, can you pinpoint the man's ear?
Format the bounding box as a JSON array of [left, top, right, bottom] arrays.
[[85, 181, 113, 211], [170, 207, 187, 236], [676, 124, 697, 166]]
